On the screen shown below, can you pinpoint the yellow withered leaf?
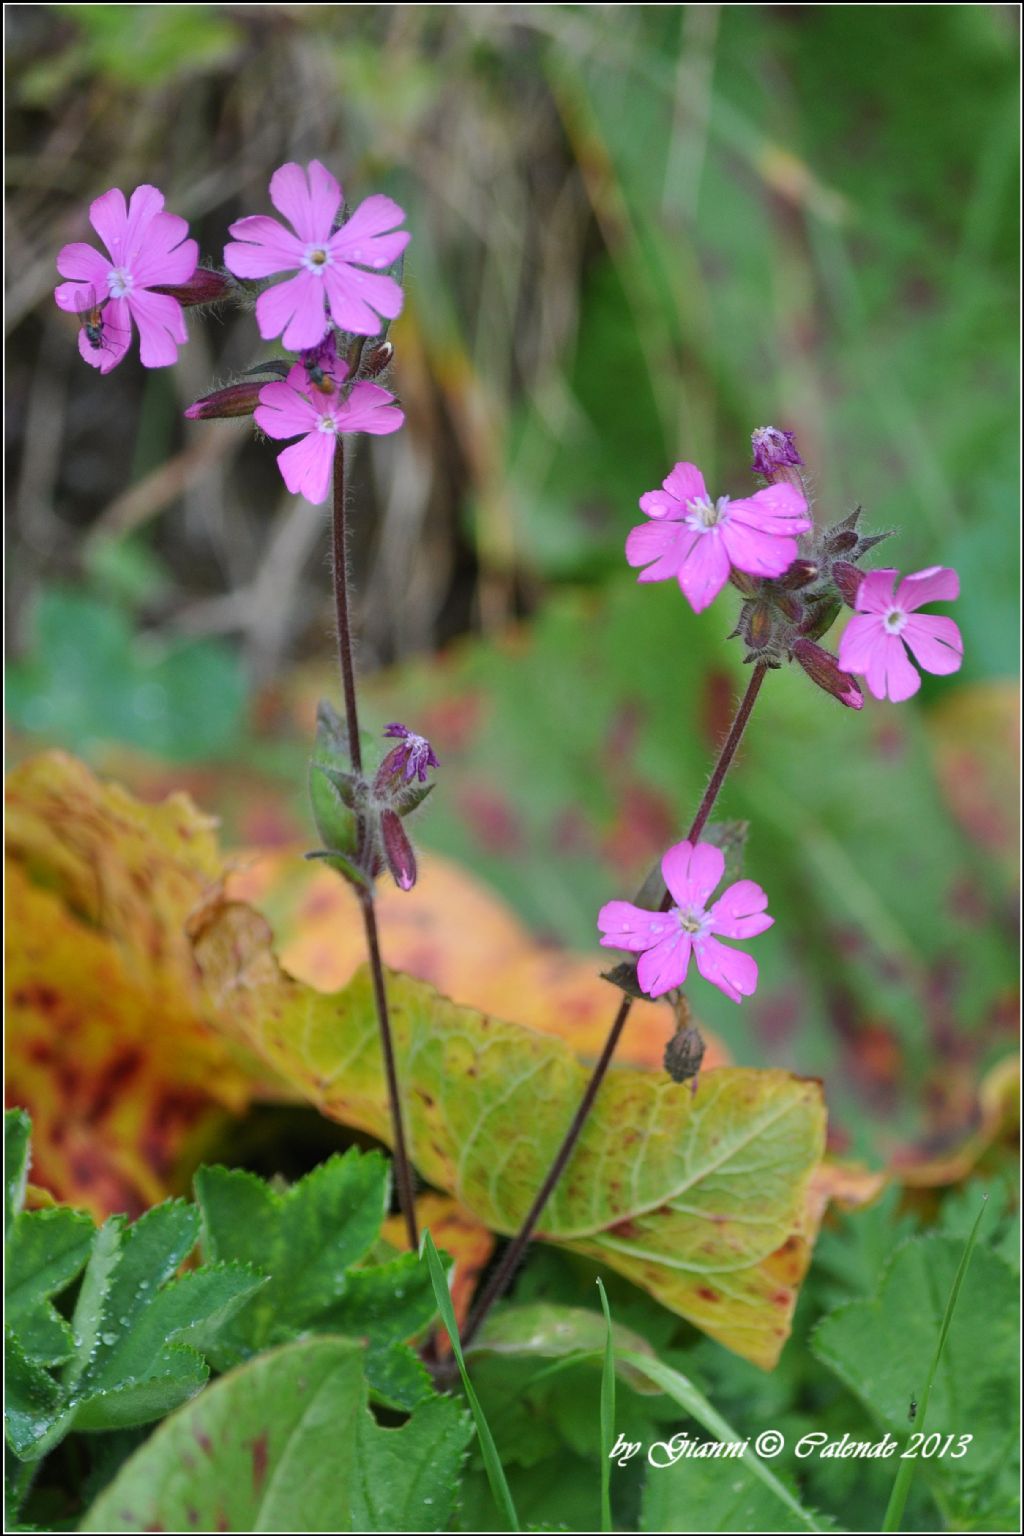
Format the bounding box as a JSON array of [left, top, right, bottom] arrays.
[[191, 896, 827, 1368], [6, 753, 256, 1217]]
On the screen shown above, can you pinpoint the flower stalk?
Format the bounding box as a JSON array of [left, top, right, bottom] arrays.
[[331, 436, 419, 1251]]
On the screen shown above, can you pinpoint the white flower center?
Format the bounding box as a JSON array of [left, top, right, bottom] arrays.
[[316, 414, 338, 435], [674, 904, 712, 939], [107, 266, 133, 299], [883, 607, 907, 635], [685, 495, 729, 532], [302, 245, 334, 276]]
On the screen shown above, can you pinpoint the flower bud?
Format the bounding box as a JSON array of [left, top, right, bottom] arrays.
[[362, 341, 394, 378], [750, 425, 804, 489], [184, 381, 263, 420], [832, 560, 863, 607], [792, 638, 863, 709], [154, 266, 236, 307], [664, 1023, 705, 1084], [778, 558, 819, 591], [381, 808, 417, 891]]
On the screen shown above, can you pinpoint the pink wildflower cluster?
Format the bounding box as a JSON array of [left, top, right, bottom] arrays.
[[602, 427, 964, 1006], [55, 161, 408, 504]]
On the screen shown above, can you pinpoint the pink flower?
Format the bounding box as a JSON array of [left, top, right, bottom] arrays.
[[627, 461, 812, 613], [224, 161, 409, 351], [254, 361, 404, 505], [54, 185, 198, 373], [837, 566, 963, 702], [598, 839, 773, 1003]]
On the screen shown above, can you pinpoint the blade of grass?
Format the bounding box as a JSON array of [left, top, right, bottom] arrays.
[[596, 1278, 615, 1534], [422, 1230, 520, 1533], [881, 1196, 988, 1533], [616, 1350, 825, 1533]]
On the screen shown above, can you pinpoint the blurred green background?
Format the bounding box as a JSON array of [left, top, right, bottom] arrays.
[[6, 3, 1019, 1168]]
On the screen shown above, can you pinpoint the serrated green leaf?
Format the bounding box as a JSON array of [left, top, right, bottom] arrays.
[[4, 1329, 68, 1459], [351, 1393, 474, 1532], [194, 1151, 389, 1364], [80, 1338, 368, 1531], [365, 1340, 435, 1411], [322, 1251, 438, 1345], [5, 1109, 31, 1239], [69, 1342, 210, 1434], [5, 1207, 94, 1367], [813, 1235, 1019, 1482]]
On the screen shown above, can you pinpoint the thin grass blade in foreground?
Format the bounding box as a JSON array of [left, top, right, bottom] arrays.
[[423, 1230, 520, 1532], [881, 1197, 988, 1533], [597, 1277, 615, 1534]]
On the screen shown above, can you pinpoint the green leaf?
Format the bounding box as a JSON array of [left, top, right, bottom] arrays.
[[813, 1234, 1019, 1485], [622, 1353, 825, 1534], [351, 1393, 474, 1532], [80, 1338, 368, 1532], [423, 1230, 520, 1532], [9, 1199, 262, 1460], [642, 1450, 830, 1534], [882, 1202, 986, 1532], [5, 1207, 95, 1366], [4, 1330, 66, 1460], [193, 1152, 391, 1363]]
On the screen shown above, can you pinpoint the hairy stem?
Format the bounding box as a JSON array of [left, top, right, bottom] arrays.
[[460, 662, 769, 1347], [331, 437, 418, 1250]]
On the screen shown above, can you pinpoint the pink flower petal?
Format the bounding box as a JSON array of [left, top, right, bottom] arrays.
[[626, 520, 693, 583], [324, 264, 403, 335], [254, 380, 320, 440], [88, 187, 129, 263], [708, 879, 773, 940], [720, 519, 798, 579], [728, 482, 811, 535], [854, 569, 899, 615], [693, 936, 758, 1003], [662, 462, 707, 506], [597, 901, 677, 953], [339, 381, 404, 436], [225, 215, 306, 278], [901, 614, 963, 676], [121, 185, 166, 262], [269, 160, 340, 243], [329, 194, 410, 268], [275, 432, 336, 505], [126, 289, 187, 368], [637, 931, 692, 998], [866, 632, 920, 702], [837, 613, 884, 676], [132, 227, 196, 290], [676, 530, 730, 612], [895, 565, 960, 611], [55, 243, 110, 289], [254, 271, 329, 351], [662, 840, 724, 908], [638, 488, 683, 520]]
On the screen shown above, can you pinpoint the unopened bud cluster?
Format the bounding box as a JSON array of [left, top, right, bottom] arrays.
[[309, 710, 438, 894]]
